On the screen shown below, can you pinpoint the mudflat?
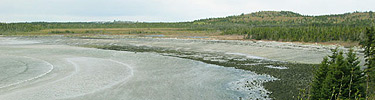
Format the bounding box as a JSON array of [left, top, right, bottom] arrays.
[[0, 36, 363, 99]]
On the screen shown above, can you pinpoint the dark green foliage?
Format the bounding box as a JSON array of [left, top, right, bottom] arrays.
[[203, 11, 374, 42], [346, 49, 365, 98], [363, 27, 375, 70], [0, 23, 42, 32], [361, 27, 375, 99], [329, 48, 339, 64], [310, 57, 329, 99], [239, 26, 364, 42], [197, 11, 375, 27], [310, 48, 365, 99], [49, 30, 75, 34], [323, 51, 347, 99]]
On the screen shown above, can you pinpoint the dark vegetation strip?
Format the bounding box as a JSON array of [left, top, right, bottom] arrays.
[[224, 26, 365, 42], [84, 45, 316, 100]]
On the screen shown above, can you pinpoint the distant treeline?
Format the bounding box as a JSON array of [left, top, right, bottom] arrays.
[[0, 23, 43, 32], [199, 11, 375, 42], [1, 11, 375, 43], [224, 26, 365, 42]]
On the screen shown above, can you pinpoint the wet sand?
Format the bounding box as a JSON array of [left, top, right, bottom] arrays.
[[0, 37, 276, 100]]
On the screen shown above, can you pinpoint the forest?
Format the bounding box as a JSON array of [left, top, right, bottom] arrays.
[[1, 11, 375, 43], [299, 27, 375, 100]]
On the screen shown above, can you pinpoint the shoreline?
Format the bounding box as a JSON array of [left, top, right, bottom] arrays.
[[1, 35, 363, 99], [0, 41, 277, 100], [11, 35, 364, 64]]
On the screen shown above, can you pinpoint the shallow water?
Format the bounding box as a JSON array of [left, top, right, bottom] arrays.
[[0, 38, 277, 100]]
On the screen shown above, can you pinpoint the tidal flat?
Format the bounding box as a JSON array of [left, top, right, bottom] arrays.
[[0, 36, 363, 100]]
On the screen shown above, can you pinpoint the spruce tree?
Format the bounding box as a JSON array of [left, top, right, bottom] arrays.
[[363, 27, 375, 99], [320, 50, 345, 100], [332, 51, 347, 99], [329, 48, 339, 64], [345, 48, 365, 99], [310, 49, 365, 99], [311, 57, 329, 99]]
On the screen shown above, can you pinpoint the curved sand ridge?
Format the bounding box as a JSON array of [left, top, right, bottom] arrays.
[[0, 57, 133, 100], [0, 56, 54, 89]]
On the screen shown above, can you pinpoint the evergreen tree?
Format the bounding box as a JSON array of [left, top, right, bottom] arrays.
[[362, 27, 375, 99], [331, 51, 347, 99], [318, 49, 345, 99], [311, 57, 329, 99], [310, 49, 365, 99], [328, 48, 339, 64], [345, 48, 364, 99]]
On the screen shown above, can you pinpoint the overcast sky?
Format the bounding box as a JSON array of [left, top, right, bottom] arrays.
[[1, 0, 374, 22]]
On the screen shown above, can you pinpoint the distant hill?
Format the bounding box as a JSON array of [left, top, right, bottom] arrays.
[[194, 11, 375, 26], [191, 11, 375, 43], [1, 11, 374, 43]]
